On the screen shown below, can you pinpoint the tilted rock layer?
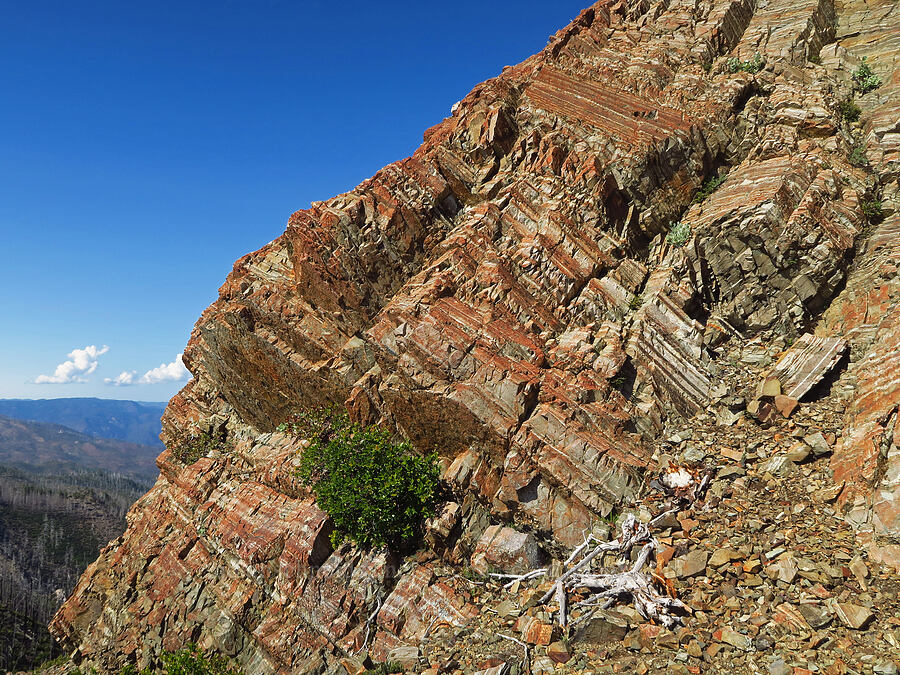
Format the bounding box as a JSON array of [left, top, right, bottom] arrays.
[[52, 0, 900, 672]]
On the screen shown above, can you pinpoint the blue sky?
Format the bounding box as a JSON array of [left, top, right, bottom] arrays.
[[0, 0, 589, 402]]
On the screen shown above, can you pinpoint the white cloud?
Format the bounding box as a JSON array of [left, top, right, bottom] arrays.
[[105, 370, 137, 386], [138, 354, 190, 384], [35, 345, 110, 384]]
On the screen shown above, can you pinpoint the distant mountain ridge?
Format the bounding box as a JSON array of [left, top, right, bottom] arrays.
[[0, 398, 165, 447], [0, 415, 160, 480]]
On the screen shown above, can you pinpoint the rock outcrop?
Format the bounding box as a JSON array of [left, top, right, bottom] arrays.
[[50, 0, 900, 672]]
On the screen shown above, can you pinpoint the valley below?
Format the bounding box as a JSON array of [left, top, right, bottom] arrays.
[[0, 405, 160, 672]]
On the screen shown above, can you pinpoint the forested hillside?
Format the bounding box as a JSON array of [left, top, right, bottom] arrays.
[[0, 411, 158, 670], [0, 415, 160, 480], [0, 465, 152, 671]]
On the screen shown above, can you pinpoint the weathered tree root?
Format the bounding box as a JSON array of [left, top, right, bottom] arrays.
[[490, 568, 548, 589], [569, 542, 689, 628], [540, 515, 687, 628]]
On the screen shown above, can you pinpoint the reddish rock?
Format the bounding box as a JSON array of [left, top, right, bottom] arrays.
[[825, 216, 900, 552], [773, 603, 812, 633], [547, 640, 572, 664], [518, 616, 554, 646], [470, 525, 546, 575], [639, 624, 662, 649], [774, 394, 799, 418]]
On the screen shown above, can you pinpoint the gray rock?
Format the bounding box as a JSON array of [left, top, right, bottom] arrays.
[[681, 446, 707, 463], [387, 645, 420, 668], [768, 659, 792, 675], [786, 444, 811, 463], [718, 627, 751, 650], [766, 557, 798, 583], [804, 431, 832, 456], [470, 525, 546, 574], [573, 609, 630, 644], [755, 635, 775, 651], [674, 549, 709, 578], [762, 455, 795, 477], [799, 603, 832, 628], [831, 601, 875, 629]]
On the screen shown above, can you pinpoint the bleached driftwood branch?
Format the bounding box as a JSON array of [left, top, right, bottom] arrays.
[[537, 514, 687, 628]]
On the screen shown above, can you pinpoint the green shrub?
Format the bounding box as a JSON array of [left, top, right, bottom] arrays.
[[35, 655, 71, 672], [666, 221, 692, 247], [362, 663, 404, 675], [692, 173, 728, 204], [294, 409, 440, 550], [118, 645, 243, 675], [852, 57, 882, 94], [840, 99, 862, 122], [848, 143, 869, 168], [159, 645, 241, 675], [726, 53, 764, 74], [171, 431, 231, 465], [599, 509, 620, 525], [862, 199, 883, 220]]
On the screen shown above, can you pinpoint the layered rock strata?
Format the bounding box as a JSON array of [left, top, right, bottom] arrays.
[[51, 0, 900, 671]]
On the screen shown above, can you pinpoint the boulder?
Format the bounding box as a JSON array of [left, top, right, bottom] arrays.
[[470, 525, 546, 575]]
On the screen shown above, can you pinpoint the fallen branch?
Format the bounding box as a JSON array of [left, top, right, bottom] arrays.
[[556, 579, 567, 627], [490, 568, 548, 589], [540, 514, 648, 605], [498, 633, 530, 675], [565, 542, 689, 627]]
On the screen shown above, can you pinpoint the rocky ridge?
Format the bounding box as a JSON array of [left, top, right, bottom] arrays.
[[48, 0, 900, 673]]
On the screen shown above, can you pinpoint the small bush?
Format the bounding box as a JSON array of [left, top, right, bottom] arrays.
[[692, 173, 728, 204], [295, 409, 440, 550], [666, 221, 692, 247], [118, 645, 243, 675], [840, 99, 861, 122], [159, 645, 242, 675], [852, 57, 882, 94], [171, 431, 231, 465], [460, 566, 491, 583], [862, 199, 883, 220], [628, 293, 643, 311], [848, 143, 869, 168], [599, 509, 620, 525], [362, 663, 404, 675], [36, 655, 70, 672], [726, 53, 764, 74]]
